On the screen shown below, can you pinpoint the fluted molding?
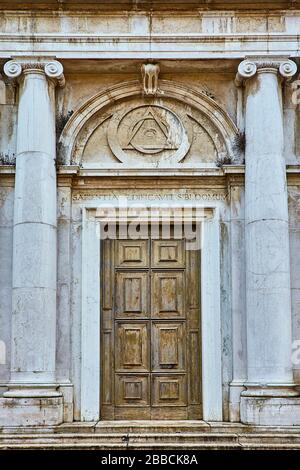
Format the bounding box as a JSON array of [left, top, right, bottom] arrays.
[[4, 59, 65, 87], [235, 57, 297, 86], [141, 63, 160, 96]]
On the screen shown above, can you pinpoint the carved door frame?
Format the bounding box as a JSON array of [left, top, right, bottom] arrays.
[[80, 204, 222, 422]]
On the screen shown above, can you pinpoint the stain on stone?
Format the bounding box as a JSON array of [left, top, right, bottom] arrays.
[[232, 131, 245, 156], [215, 154, 234, 167], [0, 152, 15, 165], [56, 110, 74, 165]]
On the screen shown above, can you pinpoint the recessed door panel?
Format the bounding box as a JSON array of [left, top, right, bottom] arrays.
[[152, 375, 186, 407], [152, 240, 184, 268], [152, 322, 186, 372], [115, 374, 150, 406], [115, 322, 149, 372], [115, 272, 149, 318], [116, 240, 149, 268], [152, 272, 184, 318]]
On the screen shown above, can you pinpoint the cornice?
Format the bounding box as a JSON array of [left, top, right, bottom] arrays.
[[0, 2, 297, 12], [0, 167, 15, 187], [4, 164, 300, 176], [0, 10, 300, 18], [54, 164, 300, 189], [2, 164, 300, 188], [1, 33, 300, 61], [0, 165, 15, 174], [58, 167, 228, 178], [1, 33, 300, 43]]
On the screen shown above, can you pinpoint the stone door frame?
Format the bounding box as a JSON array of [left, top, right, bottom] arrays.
[[80, 204, 222, 422]]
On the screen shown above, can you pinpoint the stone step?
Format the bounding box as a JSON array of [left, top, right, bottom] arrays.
[[56, 421, 244, 434], [1, 432, 300, 450], [55, 421, 300, 435], [0, 432, 239, 444], [2, 421, 300, 436], [238, 434, 300, 445], [0, 443, 241, 450], [0, 432, 240, 450]]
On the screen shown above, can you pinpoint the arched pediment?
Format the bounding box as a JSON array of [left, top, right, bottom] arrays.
[[59, 80, 239, 168]]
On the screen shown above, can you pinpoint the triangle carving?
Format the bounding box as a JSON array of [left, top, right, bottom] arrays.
[[123, 107, 178, 155]]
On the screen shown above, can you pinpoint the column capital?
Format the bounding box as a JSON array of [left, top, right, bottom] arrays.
[[3, 58, 65, 87], [235, 56, 297, 87]]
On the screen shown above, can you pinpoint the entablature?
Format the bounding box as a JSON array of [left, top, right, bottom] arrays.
[[1, 8, 300, 59]]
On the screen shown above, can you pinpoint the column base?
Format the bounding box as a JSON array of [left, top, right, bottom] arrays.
[[241, 384, 300, 425], [229, 381, 246, 422], [0, 384, 63, 426]]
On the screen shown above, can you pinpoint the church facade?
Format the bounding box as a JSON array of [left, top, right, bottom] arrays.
[[1, 0, 300, 447]]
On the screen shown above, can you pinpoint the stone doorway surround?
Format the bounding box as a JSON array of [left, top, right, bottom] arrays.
[[81, 204, 223, 422]]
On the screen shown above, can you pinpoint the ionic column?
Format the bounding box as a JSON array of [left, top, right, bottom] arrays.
[[236, 57, 300, 425], [0, 59, 64, 426]]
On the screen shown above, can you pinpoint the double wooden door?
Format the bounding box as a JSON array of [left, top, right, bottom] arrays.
[[101, 229, 202, 420]]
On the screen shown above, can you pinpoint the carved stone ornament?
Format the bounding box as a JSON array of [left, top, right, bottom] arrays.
[[141, 63, 160, 96], [235, 57, 297, 86], [107, 104, 190, 165], [3, 59, 65, 87]]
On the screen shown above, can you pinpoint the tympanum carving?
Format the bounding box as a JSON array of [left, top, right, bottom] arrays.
[[107, 104, 190, 165], [58, 80, 239, 168]]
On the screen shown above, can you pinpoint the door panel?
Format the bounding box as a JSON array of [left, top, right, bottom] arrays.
[[152, 272, 184, 318], [152, 322, 186, 372], [115, 375, 150, 406], [116, 240, 149, 268], [115, 322, 150, 372], [115, 271, 149, 318], [152, 240, 184, 268], [101, 231, 202, 420], [152, 375, 186, 407]]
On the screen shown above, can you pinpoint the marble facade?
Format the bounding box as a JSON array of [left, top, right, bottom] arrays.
[[1, 1, 300, 432]]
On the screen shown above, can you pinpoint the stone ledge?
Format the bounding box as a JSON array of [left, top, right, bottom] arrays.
[[3, 164, 300, 177]]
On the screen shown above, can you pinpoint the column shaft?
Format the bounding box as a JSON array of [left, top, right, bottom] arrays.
[[11, 69, 57, 385], [244, 69, 293, 385]]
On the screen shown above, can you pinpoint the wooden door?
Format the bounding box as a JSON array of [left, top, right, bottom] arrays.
[[101, 227, 202, 420]]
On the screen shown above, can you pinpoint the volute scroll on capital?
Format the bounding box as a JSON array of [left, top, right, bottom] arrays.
[[3, 59, 65, 87], [235, 58, 297, 86]]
